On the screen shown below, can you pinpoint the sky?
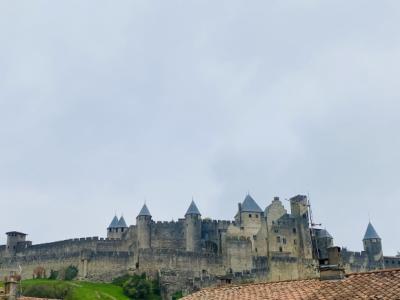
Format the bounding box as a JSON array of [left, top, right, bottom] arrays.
[[0, 1, 399, 255]]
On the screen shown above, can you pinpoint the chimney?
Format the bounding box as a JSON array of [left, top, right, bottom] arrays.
[[319, 246, 345, 280]]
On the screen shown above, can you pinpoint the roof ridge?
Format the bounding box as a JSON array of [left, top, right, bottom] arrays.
[[346, 268, 400, 277]]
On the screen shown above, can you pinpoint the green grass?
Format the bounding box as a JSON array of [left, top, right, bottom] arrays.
[[22, 279, 131, 300]]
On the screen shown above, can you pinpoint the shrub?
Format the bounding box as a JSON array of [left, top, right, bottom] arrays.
[[64, 265, 79, 281], [172, 291, 183, 299], [113, 273, 161, 300], [48, 269, 59, 280], [112, 274, 132, 286], [23, 284, 71, 299]]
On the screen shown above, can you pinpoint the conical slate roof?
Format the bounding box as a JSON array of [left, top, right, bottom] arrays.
[[241, 194, 263, 213], [138, 204, 152, 217], [185, 200, 201, 216], [117, 216, 128, 228], [319, 229, 333, 239], [108, 215, 119, 228], [363, 222, 380, 240]]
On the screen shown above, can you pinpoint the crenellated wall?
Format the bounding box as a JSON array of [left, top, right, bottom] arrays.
[[0, 194, 333, 298], [151, 220, 186, 250]]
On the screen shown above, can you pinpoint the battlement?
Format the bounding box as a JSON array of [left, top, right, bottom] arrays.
[[28, 236, 100, 248], [226, 236, 252, 242], [202, 219, 232, 225], [155, 220, 182, 226]]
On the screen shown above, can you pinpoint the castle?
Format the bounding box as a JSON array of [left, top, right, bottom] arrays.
[[0, 194, 398, 298]]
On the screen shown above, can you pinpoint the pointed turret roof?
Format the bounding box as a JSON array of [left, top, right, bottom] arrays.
[[363, 222, 380, 240], [108, 215, 119, 228], [319, 229, 333, 239], [117, 216, 128, 228], [241, 194, 263, 213], [138, 204, 152, 217], [185, 200, 201, 216]]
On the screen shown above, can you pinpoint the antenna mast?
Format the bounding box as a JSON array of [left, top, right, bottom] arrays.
[[307, 193, 321, 260]]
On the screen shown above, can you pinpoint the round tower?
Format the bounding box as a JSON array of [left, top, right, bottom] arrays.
[[363, 222, 384, 269], [185, 200, 202, 252], [314, 229, 334, 260], [107, 215, 119, 239], [136, 204, 152, 249]]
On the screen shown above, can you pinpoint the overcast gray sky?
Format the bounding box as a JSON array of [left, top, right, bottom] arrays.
[[0, 1, 399, 255]]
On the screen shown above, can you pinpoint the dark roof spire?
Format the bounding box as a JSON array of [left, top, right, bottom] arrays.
[[138, 204, 152, 217], [185, 200, 201, 216], [363, 222, 380, 240], [117, 216, 128, 228], [108, 215, 119, 228], [241, 194, 263, 213]]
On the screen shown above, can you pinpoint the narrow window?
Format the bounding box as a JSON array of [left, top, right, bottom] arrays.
[[293, 228, 297, 234], [256, 214, 259, 218], [277, 236, 281, 243], [294, 239, 297, 245], [283, 238, 287, 244], [249, 214, 252, 218], [279, 247, 283, 252]]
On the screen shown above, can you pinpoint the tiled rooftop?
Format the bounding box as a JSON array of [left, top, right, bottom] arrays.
[[183, 268, 400, 300]]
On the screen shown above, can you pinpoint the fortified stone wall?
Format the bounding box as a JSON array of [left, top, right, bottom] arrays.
[[151, 221, 186, 250], [0, 237, 132, 281], [341, 249, 369, 273], [137, 248, 224, 277], [0, 251, 131, 281], [384, 256, 400, 269], [225, 236, 253, 272], [3, 194, 386, 299]]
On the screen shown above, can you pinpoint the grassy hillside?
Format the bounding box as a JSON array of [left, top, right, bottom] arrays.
[[21, 279, 131, 300]]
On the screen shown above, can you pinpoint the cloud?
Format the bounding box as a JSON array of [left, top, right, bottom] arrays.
[[0, 0, 399, 255]]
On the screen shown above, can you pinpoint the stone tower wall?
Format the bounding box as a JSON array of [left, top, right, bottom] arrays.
[[136, 216, 151, 249], [185, 214, 201, 252], [363, 238, 384, 268]]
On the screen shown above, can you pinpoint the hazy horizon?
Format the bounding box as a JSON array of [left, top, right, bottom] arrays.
[[0, 1, 399, 256]]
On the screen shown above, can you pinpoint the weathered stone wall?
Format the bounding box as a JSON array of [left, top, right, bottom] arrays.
[[384, 256, 400, 269], [151, 221, 186, 250], [137, 248, 224, 277], [0, 237, 132, 281], [225, 237, 253, 272], [341, 249, 369, 273]]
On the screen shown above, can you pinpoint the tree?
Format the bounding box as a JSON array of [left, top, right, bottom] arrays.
[[64, 265, 78, 281]]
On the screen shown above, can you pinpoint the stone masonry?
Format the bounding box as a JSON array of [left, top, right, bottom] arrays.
[[0, 194, 393, 298]]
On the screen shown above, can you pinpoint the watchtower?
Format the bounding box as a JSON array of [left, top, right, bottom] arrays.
[[185, 200, 202, 252], [6, 231, 27, 255], [236, 194, 264, 228], [363, 222, 384, 269], [136, 204, 152, 249], [107, 215, 128, 239]]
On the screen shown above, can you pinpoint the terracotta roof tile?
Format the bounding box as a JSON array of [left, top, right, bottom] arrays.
[[183, 269, 400, 300]]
